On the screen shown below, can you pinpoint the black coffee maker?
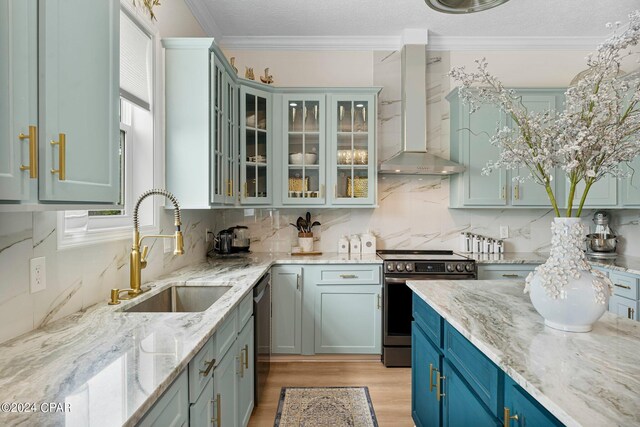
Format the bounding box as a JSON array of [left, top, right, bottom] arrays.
[[213, 229, 233, 255]]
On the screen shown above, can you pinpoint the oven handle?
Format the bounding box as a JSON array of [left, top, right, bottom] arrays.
[[385, 275, 476, 284], [385, 277, 417, 284]]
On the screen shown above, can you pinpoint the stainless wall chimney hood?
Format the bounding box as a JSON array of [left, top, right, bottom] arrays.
[[378, 44, 465, 175]]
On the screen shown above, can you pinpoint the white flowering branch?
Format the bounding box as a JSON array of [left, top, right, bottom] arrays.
[[449, 10, 640, 217]]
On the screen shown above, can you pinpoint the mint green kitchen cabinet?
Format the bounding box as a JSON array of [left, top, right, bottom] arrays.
[[281, 94, 327, 205], [238, 318, 255, 427], [189, 378, 214, 427], [560, 175, 618, 208], [240, 85, 272, 205], [210, 54, 227, 205], [213, 340, 238, 427], [271, 266, 303, 354], [0, 0, 36, 202], [38, 0, 120, 203], [329, 94, 377, 205], [138, 370, 189, 427], [622, 156, 640, 206], [224, 75, 240, 206], [477, 264, 537, 281], [608, 270, 639, 321]]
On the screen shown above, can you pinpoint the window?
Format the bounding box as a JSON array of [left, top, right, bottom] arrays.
[[58, 7, 159, 248]]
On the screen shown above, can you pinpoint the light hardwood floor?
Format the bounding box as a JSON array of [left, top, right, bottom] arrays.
[[248, 360, 412, 426]]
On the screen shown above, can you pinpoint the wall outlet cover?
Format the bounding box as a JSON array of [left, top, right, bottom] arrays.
[[500, 226, 509, 239], [205, 228, 212, 242], [30, 257, 46, 293]]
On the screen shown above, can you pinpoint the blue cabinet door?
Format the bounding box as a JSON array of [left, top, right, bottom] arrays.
[[504, 377, 562, 427], [622, 155, 640, 207], [189, 378, 214, 427], [38, 0, 120, 203], [237, 318, 255, 427], [0, 0, 36, 201], [442, 360, 501, 427], [213, 343, 238, 427], [412, 322, 441, 427], [139, 370, 189, 427], [271, 266, 303, 354]]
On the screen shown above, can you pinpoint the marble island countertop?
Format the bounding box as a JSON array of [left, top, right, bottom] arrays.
[[0, 252, 381, 427], [407, 279, 640, 427]]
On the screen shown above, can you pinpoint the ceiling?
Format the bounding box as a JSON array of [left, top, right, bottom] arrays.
[[186, 0, 639, 49]]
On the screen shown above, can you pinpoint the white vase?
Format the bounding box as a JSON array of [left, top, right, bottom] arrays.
[[525, 217, 612, 332]]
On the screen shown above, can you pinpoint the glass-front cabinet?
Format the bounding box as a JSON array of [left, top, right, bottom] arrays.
[[330, 95, 376, 205], [224, 74, 238, 205], [240, 86, 271, 204], [282, 94, 326, 205], [210, 55, 225, 204]]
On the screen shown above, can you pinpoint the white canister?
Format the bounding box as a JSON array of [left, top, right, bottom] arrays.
[[496, 240, 504, 254], [360, 231, 376, 254], [298, 233, 314, 253], [470, 234, 477, 253], [484, 238, 493, 254], [350, 235, 361, 254], [338, 236, 350, 254]]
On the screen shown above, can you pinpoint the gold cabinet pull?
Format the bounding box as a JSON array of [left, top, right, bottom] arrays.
[[614, 283, 631, 290], [50, 133, 66, 180], [243, 181, 248, 198], [502, 274, 520, 279], [628, 307, 635, 319], [296, 274, 301, 291], [238, 352, 244, 378], [377, 294, 381, 310], [514, 184, 520, 200], [227, 180, 233, 197], [19, 125, 38, 178], [428, 363, 436, 392], [436, 371, 446, 401], [243, 344, 249, 369], [211, 393, 221, 426], [339, 274, 358, 279], [199, 359, 215, 377], [503, 407, 519, 427]]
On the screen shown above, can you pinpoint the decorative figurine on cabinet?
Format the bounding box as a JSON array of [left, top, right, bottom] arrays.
[[260, 67, 274, 84], [245, 67, 255, 80], [230, 57, 238, 75]]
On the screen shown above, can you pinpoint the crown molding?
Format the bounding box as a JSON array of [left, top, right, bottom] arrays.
[[183, 0, 222, 39], [219, 34, 601, 52]]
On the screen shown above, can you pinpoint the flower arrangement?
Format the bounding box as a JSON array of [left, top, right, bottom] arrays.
[[449, 11, 640, 218], [132, 0, 161, 21]]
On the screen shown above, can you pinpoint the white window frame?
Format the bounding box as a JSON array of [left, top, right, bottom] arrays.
[[57, 2, 162, 249]]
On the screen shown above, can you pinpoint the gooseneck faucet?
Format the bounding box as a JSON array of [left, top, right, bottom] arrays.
[[109, 189, 184, 305]]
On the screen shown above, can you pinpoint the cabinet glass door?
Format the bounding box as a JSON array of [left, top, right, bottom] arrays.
[[240, 86, 271, 204], [210, 56, 225, 204], [622, 155, 640, 207], [224, 74, 238, 205], [283, 95, 325, 205], [331, 95, 375, 205]]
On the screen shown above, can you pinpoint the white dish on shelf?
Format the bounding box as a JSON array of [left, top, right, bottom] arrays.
[[289, 153, 317, 165]]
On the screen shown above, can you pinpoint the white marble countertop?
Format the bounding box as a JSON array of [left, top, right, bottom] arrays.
[[0, 252, 380, 427], [407, 279, 640, 427]]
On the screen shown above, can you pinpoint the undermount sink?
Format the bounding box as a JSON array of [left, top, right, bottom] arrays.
[[123, 285, 232, 313]]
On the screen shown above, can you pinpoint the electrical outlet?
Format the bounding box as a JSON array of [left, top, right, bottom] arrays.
[[164, 239, 173, 254], [30, 257, 46, 293], [205, 228, 212, 242], [500, 225, 509, 239]]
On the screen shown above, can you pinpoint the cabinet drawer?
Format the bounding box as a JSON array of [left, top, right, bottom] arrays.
[[188, 336, 215, 403], [609, 295, 638, 321], [478, 268, 534, 281], [237, 291, 253, 331], [412, 293, 443, 349], [317, 266, 380, 284], [214, 309, 238, 360], [443, 323, 500, 416], [609, 272, 639, 300]]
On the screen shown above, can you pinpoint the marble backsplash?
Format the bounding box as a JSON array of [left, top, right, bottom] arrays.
[[0, 209, 216, 344]]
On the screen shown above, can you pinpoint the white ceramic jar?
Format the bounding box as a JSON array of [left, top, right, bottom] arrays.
[[350, 235, 361, 254], [360, 231, 376, 254], [338, 236, 350, 254]]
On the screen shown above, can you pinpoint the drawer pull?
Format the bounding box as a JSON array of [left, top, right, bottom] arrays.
[[502, 274, 520, 278], [436, 371, 446, 401], [428, 363, 436, 392], [339, 274, 358, 279], [211, 393, 221, 426], [503, 407, 519, 427], [615, 283, 632, 290], [629, 307, 635, 319], [19, 125, 38, 178], [50, 133, 66, 180], [199, 359, 215, 377]]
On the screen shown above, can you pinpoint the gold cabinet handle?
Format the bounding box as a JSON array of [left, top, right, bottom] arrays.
[[504, 407, 519, 427], [211, 393, 221, 426], [502, 274, 520, 278], [615, 283, 631, 290], [50, 133, 66, 180], [243, 181, 248, 198], [429, 363, 436, 392], [501, 186, 506, 200], [377, 294, 381, 310], [19, 125, 38, 178], [243, 344, 249, 369], [238, 352, 244, 378], [629, 307, 635, 319], [436, 371, 446, 401], [339, 274, 358, 279], [199, 359, 215, 377], [296, 274, 301, 291], [514, 184, 519, 200]]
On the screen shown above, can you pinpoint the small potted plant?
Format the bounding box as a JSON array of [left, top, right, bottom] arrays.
[[290, 212, 321, 253]]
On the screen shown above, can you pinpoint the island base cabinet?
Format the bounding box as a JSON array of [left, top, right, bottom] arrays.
[[138, 370, 189, 427], [504, 377, 563, 427], [412, 322, 442, 427], [237, 318, 255, 427], [442, 361, 501, 427], [314, 284, 381, 354], [213, 342, 238, 427]]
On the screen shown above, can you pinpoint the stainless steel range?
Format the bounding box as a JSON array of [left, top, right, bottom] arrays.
[[377, 250, 476, 367]]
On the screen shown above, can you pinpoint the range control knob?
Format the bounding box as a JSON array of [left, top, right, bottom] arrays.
[[456, 264, 465, 272], [405, 263, 414, 272], [396, 262, 405, 272], [465, 263, 475, 272], [446, 263, 455, 272], [386, 263, 395, 272]]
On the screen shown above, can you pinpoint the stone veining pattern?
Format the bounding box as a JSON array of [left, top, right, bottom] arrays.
[[408, 279, 640, 427]]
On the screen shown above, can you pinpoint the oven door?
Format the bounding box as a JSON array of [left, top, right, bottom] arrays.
[[383, 275, 460, 346]]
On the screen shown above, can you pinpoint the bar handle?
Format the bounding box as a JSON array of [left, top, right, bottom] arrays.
[[429, 363, 436, 392], [50, 133, 66, 180], [615, 283, 631, 290], [339, 274, 358, 279], [504, 407, 519, 427], [19, 125, 38, 178], [199, 359, 215, 377], [436, 371, 446, 401]]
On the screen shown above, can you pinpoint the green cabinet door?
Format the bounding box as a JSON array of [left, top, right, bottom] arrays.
[[314, 283, 381, 354], [504, 377, 562, 427], [0, 0, 36, 201], [38, 0, 120, 203], [412, 322, 442, 427], [562, 175, 618, 208], [189, 378, 214, 427], [210, 54, 227, 205], [622, 155, 640, 207], [238, 318, 255, 427], [272, 266, 303, 354], [442, 360, 501, 427], [138, 370, 189, 427], [213, 343, 238, 427]]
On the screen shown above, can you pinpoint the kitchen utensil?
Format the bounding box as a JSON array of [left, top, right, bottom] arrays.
[[586, 233, 618, 253], [296, 217, 307, 232], [306, 212, 311, 228]]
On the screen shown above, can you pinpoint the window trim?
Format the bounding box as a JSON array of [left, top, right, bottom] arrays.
[[57, 2, 162, 250]]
